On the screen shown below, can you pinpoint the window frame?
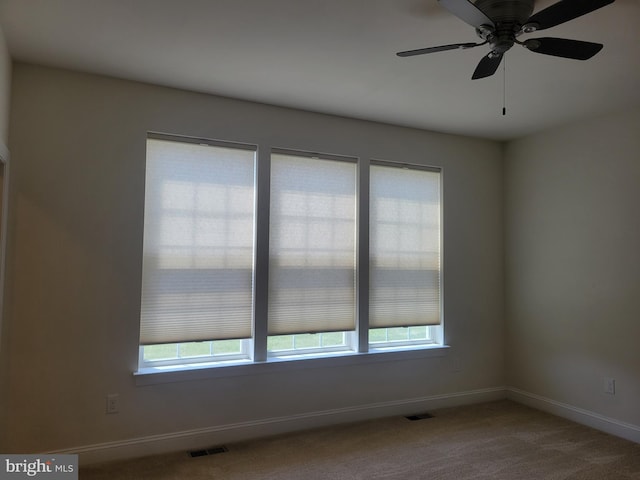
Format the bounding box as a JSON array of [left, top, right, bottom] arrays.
[[139, 339, 252, 369], [267, 331, 357, 359]]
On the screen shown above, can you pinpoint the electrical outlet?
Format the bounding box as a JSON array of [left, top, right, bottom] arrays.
[[604, 377, 615, 395], [106, 394, 119, 414]]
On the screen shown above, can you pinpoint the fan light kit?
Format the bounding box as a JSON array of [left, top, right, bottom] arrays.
[[397, 0, 615, 80]]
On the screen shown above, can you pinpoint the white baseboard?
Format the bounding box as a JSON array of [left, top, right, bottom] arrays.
[[507, 387, 640, 444], [51, 386, 506, 465]]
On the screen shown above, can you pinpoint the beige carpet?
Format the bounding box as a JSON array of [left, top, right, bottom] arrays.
[[81, 400, 640, 479]]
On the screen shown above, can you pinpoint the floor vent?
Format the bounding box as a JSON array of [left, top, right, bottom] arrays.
[[189, 446, 229, 457], [406, 413, 434, 421]]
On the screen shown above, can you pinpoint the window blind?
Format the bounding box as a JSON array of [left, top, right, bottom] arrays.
[[369, 164, 441, 328], [139, 136, 256, 345], [268, 152, 357, 335]]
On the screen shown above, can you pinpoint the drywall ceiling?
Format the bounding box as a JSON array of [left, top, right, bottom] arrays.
[[1, 0, 639, 140]]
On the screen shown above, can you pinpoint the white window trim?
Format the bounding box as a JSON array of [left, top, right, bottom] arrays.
[[135, 344, 449, 386]]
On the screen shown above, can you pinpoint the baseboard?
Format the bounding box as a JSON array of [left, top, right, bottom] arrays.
[[507, 387, 640, 444], [51, 386, 506, 465]]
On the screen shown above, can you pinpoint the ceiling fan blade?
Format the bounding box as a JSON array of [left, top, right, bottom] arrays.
[[472, 52, 503, 80], [397, 42, 482, 57], [438, 0, 495, 29], [526, 0, 615, 31], [524, 37, 603, 60]]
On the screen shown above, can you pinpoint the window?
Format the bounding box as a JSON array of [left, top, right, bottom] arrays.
[[268, 151, 357, 356], [139, 135, 256, 366], [139, 135, 442, 371], [369, 162, 442, 349]]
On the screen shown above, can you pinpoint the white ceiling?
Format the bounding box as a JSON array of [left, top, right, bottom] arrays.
[[1, 0, 638, 140]]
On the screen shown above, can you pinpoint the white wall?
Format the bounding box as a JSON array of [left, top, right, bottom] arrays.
[[2, 63, 505, 457], [505, 108, 640, 427]]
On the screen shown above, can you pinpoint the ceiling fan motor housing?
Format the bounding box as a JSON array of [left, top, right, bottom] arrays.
[[474, 0, 535, 53], [474, 0, 534, 24]]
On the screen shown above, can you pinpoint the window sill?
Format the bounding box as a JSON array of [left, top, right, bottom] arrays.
[[134, 344, 450, 386]]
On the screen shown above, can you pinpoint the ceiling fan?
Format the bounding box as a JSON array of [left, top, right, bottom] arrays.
[[397, 0, 615, 79]]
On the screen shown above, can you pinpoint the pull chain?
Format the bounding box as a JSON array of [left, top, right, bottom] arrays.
[[502, 55, 507, 116]]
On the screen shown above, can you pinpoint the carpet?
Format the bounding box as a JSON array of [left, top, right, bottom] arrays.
[[80, 400, 640, 479]]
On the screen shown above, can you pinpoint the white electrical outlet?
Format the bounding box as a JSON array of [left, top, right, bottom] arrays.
[[106, 394, 120, 414], [604, 377, 615, 395]]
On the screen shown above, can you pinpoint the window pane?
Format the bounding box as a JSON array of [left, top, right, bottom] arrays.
[[267, 335, 294, 351], [267, 332, 349, 354], [143, 343, 178, 361], [179, 342, 211, 358]]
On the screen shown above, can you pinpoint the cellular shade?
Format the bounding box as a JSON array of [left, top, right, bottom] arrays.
[[140, 136, 256, 345], [268, 153, 357, 335], [369, 164, 441, 328]]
